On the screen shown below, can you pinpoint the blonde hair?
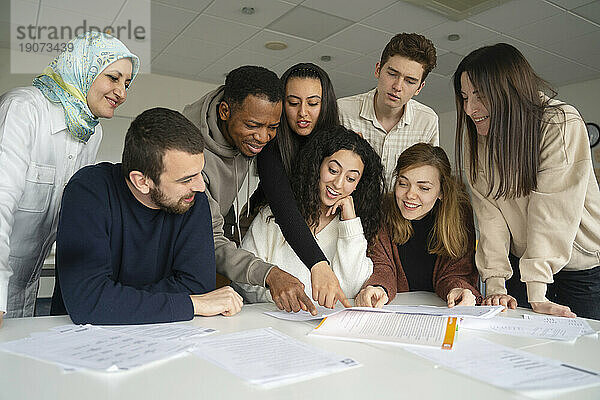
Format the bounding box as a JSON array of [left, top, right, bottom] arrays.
[[386, 143, 473, 259]]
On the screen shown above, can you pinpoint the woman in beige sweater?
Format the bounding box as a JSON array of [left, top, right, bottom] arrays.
[[454, 43, 600, 319]]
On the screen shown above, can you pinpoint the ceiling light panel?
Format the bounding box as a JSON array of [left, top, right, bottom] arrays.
[[267, 6, 354, 42], [204, 0, 294, 28]]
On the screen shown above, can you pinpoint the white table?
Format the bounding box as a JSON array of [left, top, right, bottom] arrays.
[[1, 292, 598, 400]]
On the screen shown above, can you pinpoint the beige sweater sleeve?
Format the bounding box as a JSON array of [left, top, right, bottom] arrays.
[[519, 107, 592, 302], [469, 176, 513, 297], [470, 106, 594, 302]]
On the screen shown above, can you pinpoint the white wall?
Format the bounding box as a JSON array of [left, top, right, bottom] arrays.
[[438, 109, 457, 163], [555, 78, 600, 180], [556, 78, 600, 125], [95, 73, 218, 162]]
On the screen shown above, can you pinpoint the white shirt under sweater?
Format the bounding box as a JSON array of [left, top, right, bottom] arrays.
[[234, 206, 373, 303]]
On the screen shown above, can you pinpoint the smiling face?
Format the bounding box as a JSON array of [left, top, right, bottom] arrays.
[[284, 77, 322, 137], [460, 72, 490, 136], [374, 55, 425, 113], [219, 94, 281, 157], [395, 164, 442, 221], [318, 149, 364, 209], [86, 58, 133, 119], [148, 149, 206, 214]]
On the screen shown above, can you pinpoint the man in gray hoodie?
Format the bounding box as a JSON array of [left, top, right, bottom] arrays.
[[183, 66, 317, 315]]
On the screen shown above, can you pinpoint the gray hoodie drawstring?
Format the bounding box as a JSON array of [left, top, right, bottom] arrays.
[[234, 158, 254, 244], [247, 158, 251, 218], [233, 161, 241, 244]]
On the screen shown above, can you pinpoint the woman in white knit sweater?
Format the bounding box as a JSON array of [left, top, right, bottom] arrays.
[[234, 126, 385, 309]]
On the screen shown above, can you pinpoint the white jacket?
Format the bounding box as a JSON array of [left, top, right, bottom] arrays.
[[234, 206, 373, 302], [0, 87, 101, 317]]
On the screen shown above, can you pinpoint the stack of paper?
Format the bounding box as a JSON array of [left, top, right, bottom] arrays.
[[522, 314, 596, 336], [264, 304, 338, 321], [0, 323, 216, 372], [405, 336, 600, 393], [383, 304, 504, 318], [99, 323, 217, 342], [309, 309, 458, 349], [192, 327, 360, 388], [461, 316, 583, 341], [264, 304, 504, 321]]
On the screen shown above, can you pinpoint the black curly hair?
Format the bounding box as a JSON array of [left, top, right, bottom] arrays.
[[222, 65, 283, 111], [290, 126, 384, 247]]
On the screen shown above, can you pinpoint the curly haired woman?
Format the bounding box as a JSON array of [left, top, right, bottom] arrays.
[[234, 126, 384, 309]]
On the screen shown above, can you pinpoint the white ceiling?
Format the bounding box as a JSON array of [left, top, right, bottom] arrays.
[[4, 0, 600, 113]]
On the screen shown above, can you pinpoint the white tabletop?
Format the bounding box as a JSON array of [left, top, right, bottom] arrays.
[[1, 292, 598, 400]]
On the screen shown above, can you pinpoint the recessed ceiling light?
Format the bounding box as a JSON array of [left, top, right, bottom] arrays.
[[447, 34, 460, 41], [265, 41, 287, 50], [320, 55, 332, 62], [241, 7, 255, 15]]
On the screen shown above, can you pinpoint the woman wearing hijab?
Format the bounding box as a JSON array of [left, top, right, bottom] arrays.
[[0, 31, 139, 325]]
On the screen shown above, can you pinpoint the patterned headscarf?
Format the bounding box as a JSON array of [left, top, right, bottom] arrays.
[[33, 32, 140, 143]]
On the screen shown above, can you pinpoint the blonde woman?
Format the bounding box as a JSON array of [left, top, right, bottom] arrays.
[[356, 143, 481, 308], [236, 127, 384, 309]]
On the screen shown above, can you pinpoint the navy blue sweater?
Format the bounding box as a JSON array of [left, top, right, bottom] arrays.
[[51, 163, 215, 325]]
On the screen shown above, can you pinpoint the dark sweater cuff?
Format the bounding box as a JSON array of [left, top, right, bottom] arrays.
[[169, 293, 195, 321], [303, 254, 328, 270]]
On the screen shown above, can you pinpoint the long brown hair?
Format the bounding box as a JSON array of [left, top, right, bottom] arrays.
[[453, 43, 560, 199], [386, 143, 472, 259], [277, 63, 339, 176]]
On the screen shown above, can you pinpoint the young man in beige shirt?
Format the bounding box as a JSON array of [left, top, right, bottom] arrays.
[[338, 33, 439, 188]]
